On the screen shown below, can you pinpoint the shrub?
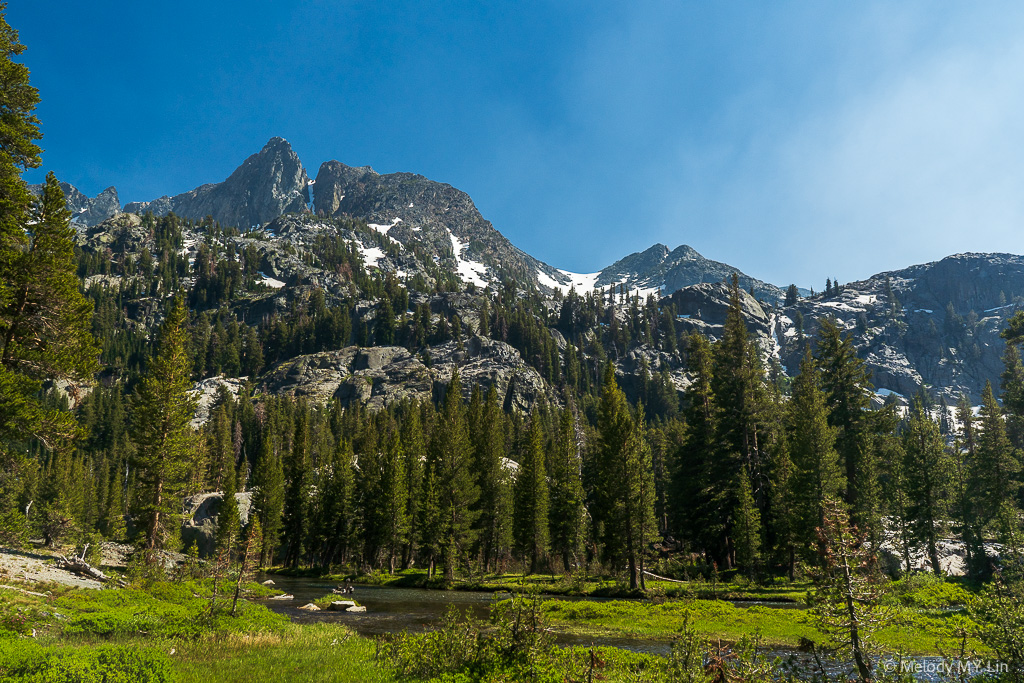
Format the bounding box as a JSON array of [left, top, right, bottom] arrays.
[[0, 641, 175, 683]]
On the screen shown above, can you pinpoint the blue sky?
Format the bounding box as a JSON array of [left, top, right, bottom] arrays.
[[12, 1, 1024, 289]]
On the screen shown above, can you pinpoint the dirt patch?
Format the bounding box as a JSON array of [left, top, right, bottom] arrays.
[[0, 547, 104, 589]]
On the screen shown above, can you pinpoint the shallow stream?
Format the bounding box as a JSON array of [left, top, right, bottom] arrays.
[[258, 574, 987, 681]]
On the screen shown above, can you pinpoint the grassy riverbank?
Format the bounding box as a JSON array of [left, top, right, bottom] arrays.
[[537, 597, 980, 655], [268, 566, 812, 602], [0, 578, 394, 682], [0, 570, 1000, 681]]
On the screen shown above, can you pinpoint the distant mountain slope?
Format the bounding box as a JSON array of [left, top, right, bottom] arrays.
[[776, 252, 1024, 403], [45, 137, 787, 301], [588, 243, 783, 303], [28, 181, 119, 226], [124, 137, 309, 229], [312, 160, 553, 287]]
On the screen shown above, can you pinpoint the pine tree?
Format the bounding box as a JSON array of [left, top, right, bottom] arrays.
[[624, 405, 657, 590], [400, 404, 426, 569], [473, 385, 513, 572], [673, 332, 724, 561], [902, 401, 949, 574], [733, 467, 762, 580], [593, 363, 634, 571], [785, 284, 799, 307], [514, 409, 549, 574], [549, 398, 586, 573], [215, 458, 241, 563], [381, 429, 410, 573], [787, 348, 844, 560], [953, 395, 985, 576], [712, 274, 772, 566], [427, 369, 479, 581], [252, 434, 285, 567], [207, 404, 235, 491], [815, 317, 880, 542], [976, 381, 1022, 549], [2, 172, 98, 453], [594, 364, 656, 589], [131, 297, 197, 558], [281, 406, 310, 567]]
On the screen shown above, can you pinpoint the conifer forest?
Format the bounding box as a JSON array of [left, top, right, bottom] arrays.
[[4, 5, 1024, 682]]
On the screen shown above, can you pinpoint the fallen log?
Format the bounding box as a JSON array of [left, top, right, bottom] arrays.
[[641, 570, 687, 584], [55, 550, 110, 582]]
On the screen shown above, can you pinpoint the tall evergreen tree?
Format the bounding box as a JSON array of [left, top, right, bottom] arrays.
[[975, 381, 1022, 549], [815, 317, 880, 542], [252, 434, 285, 567], [952, 395, 984, 577], [902, 401, 949, 574], [473, 386, 513, 572], [400, 403, 426, 569], [733, 466, 762, 579], [514, 408, 550, 574], [281, 406, 310, 567], [673, 332, 726, 561], [549, 397, 586, 572], [380, 429, 410, 572], [427, 369, 479, 581], [130, 297, 197, 557], [787, 348, 844, 560], [2, 172, 97, 453]]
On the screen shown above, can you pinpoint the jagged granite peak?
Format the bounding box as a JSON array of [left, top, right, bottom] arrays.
[[775, 252, 1024, 403], [313, 159, 549, 286], [124, 137, 310, 229], [29, 181, 120, 227], [584, 242, 783, 302]]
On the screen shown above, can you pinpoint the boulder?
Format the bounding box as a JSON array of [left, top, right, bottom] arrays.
[[268, 594, 294, 600], [180, 491, 254, 557], [328, 600, 357, 611], [345, 605, 367, 613], [298, 603, 321, 611]]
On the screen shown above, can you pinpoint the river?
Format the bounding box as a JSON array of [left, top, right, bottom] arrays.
[[258, 574, 990, 681]]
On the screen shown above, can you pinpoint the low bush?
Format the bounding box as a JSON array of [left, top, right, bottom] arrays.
[[0, 640, 175, 682]]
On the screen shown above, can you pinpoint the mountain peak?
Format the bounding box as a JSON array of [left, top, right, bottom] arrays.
[[125, 138, 309, 228]]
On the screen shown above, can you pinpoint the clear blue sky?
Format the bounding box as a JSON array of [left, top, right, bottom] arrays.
[[11, 1, 1024, 289]]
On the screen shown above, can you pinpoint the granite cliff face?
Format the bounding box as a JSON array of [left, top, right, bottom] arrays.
[[312, 160, 551, 287], [125, 137, 309, 228], [775, 253, 1024, 403], [587, 243, 784, 303], [29, 181, 120, 226], [58, 137, 1024, 408]]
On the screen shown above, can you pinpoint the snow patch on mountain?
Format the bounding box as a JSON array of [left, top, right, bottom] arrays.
[[358, 244, 386, 269], [258, 272, 286, 288], [448, 230, 489, 288], [369, 217, 402, 244]]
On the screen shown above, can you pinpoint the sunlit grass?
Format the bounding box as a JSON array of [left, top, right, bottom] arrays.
[[174, 623, 394, 683]]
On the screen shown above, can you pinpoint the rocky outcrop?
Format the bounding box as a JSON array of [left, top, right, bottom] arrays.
[[555, 243, 784, 303], [181, 491, 253, 557], [665, 282, 772, 337], [312, 160, 546, 286], [190, 376, 248, 428], [776, 253, 1024, 403], [260, 337, 548, 413], [30, 181, 120, 226], [125, 137, 309, 229]]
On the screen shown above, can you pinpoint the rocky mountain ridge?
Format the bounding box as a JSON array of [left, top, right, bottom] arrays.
[[58, 137, 787, 298], [55, 137, 1024, 406]]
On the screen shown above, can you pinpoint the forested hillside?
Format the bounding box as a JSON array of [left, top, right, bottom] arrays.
[[3, 23, 1024, 598]]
